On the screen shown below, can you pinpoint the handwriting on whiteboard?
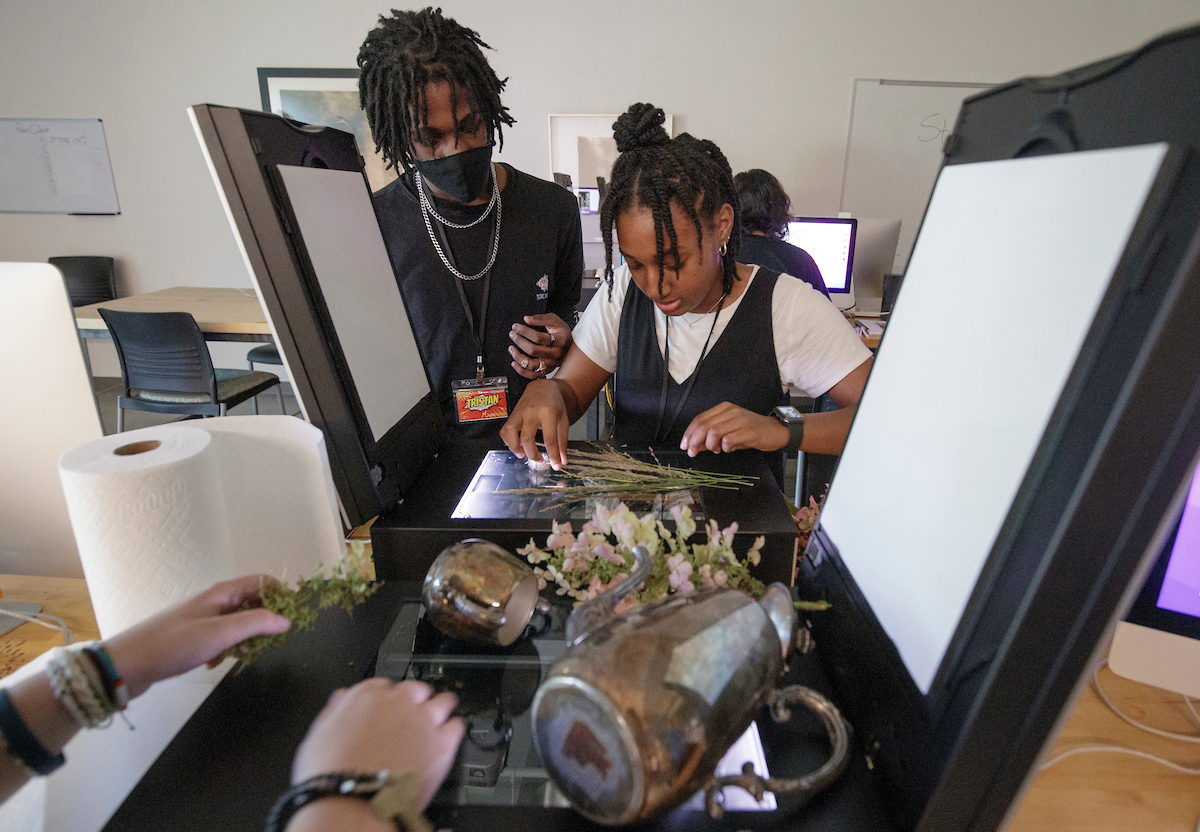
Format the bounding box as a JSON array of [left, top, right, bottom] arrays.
[[918, 114, 951, 145]]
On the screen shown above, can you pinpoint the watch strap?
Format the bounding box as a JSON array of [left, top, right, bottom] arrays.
[[772, 407, 806, 451]]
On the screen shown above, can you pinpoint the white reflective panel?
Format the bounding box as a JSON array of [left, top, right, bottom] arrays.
[[277, 165, 430, 442], [821, 143, 1170, 693]]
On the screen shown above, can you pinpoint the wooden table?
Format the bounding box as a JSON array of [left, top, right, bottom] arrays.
[[3, 574, 1196, 830], [1003, 666, 1200, 832], [74, 286, 273, 343], [0, 574, 99, 678]]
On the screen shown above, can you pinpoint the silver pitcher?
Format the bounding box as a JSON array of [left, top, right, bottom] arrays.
[[531, 560, 851, 825]]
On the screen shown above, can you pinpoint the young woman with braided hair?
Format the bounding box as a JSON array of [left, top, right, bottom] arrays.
[[360, 8, 583, 440], [501, 104, 872, 486]]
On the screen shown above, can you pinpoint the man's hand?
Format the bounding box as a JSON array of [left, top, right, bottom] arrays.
[[679, 402, 789, 457], [499, 379, 570, 469], [509, 313, 573, 379]]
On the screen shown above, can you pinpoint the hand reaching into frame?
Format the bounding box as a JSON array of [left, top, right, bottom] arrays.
[[292, 679, 464, 809], [679, 402, 789, 457], [509, 313, 573, 379]]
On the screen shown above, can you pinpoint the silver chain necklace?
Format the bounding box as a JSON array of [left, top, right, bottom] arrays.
[[415, 162, 500, 228], [416, 163, 501, 282]]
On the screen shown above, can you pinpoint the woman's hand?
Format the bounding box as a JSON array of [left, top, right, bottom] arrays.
[[680, 402, 789, 457], [102, 575, 292, 698], [500, 379, 571, 468], [291, 679, 464, 809], [509, 313, 573, 379]]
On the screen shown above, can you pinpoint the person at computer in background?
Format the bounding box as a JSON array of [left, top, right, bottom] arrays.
[[359, 8, 584, 440], [501, 104, 872, 479], [0, 576, 464, 832], [734, 168, 829, 298]]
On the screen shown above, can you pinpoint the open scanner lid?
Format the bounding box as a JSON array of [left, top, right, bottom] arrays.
[[190, 105, 444, 528], [801, 25, 1200, 832]]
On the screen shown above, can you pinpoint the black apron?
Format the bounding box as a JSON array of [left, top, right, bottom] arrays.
[[613, 268, 790, 488]]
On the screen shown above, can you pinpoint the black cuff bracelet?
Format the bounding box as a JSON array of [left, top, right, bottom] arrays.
[[0, 689, 65, 775]]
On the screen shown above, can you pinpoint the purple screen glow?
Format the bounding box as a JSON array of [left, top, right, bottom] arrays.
[[1156, 470, 1200, 618]]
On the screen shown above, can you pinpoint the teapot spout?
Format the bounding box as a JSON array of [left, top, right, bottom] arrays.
[[758, 583, 797, 659], [565, 545, 654, 645]]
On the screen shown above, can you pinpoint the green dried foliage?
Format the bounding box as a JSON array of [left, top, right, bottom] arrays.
[[220, 553, 377, 668]]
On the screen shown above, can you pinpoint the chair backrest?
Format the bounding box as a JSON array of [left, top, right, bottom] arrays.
[[48, 256, 117, 307], [98, 308, 217, 400]]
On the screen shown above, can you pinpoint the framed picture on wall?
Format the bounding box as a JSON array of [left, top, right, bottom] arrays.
[[549, 114, 674, 190], [257, 67, 398, 193]]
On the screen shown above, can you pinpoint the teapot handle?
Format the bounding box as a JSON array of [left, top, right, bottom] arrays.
[[452, 593, 508, 628], [703, 685, 852, 818]]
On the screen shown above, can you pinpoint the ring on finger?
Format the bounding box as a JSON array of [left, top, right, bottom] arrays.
[[521, 358, 529, 369], [549, 332, 555, 346], [538, 360, 546, 374]]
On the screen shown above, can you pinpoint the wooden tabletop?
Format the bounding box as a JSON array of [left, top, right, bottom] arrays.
[[1003, 665, 1200, 832], [0, 574, 99, 678], [2, 572, 1194, 830], [74, 286, 271, 336]]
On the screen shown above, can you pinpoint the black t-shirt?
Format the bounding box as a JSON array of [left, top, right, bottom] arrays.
[[373, 164, 583, 439], [738, 233, 829, 297]]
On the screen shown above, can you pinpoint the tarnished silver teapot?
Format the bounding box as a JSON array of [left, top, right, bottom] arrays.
[[531, 547, 851, 825]]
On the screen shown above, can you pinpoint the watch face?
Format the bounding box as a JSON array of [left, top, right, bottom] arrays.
[[776, 406, 802, 421]]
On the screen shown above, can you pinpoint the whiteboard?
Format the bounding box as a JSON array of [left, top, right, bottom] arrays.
[[0, 118, 120, 214], [821, 143, 1170, 693], [839, 80, 992, 272]]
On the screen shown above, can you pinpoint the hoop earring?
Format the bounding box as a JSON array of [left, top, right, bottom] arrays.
[[719, 242, 728, 257]]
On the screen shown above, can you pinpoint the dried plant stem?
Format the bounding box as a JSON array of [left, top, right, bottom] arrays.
[[501, 446, 757, 498]]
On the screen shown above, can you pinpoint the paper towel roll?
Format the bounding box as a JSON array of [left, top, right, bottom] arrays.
[[59, 417, 345, 638]]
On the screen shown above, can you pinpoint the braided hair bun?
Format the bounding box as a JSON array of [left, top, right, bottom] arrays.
[[612, 103, 670, 153]]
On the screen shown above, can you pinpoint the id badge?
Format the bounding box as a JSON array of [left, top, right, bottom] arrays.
[[453, 376, 510, 423]]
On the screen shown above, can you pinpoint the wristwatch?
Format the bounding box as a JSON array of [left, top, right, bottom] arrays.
[[771, 405, 806, 451], [265, 770, 432, 832]]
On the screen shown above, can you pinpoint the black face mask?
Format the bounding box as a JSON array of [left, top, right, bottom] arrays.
[[413, 142, 494, 204]]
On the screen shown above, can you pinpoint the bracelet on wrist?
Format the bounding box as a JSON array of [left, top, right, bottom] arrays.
[[266, 770, 432, 832], [0, 689, 65, 775]]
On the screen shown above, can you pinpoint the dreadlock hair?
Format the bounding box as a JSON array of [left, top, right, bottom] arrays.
[[358, 7, 515, 174], [600, 103, 741, 300], [734, 168, 792, 239]]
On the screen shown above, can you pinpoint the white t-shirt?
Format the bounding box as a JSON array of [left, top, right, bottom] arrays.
[[573, 264, 871, 398]]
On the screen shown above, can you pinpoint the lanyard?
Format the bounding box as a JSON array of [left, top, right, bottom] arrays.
[[653, 291, 728, 442], [431, 215, 494, 382]]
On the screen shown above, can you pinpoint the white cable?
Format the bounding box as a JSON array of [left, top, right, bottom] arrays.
[[1187, 695, 1200, 731], [0, 610, 74, 645], [1039, 744, 1200, 774], [1092, 659, 1200, 743]]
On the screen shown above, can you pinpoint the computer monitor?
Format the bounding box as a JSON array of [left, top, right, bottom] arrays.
[[1110, 459, 1200, 697], [849, 217, 902, 313], [802, 142, 1200, 829], [190, 105, 444, 528], [786, 217, 856, 308]]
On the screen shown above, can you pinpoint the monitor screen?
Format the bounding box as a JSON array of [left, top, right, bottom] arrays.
[[817, 143, 1169, 694], [1156, 469, 1200, 617], [785, 218, 857, 292], [276, 165, 430, 443]]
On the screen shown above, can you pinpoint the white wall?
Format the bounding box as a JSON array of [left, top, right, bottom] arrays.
[[2, 0, 1198, 367]]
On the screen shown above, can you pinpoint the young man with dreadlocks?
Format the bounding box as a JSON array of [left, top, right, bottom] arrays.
[[501, 104, 872, 487], [359, 8, 583, 440]]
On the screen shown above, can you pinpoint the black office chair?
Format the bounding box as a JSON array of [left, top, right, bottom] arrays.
[[98, 308, 281, 432], [246, 344, 287, 414], [48, 256, 117, 307]]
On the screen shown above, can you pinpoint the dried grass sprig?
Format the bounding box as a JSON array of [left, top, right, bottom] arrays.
[[219, 550, 377, 669], [500, 445, 757, 500]]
